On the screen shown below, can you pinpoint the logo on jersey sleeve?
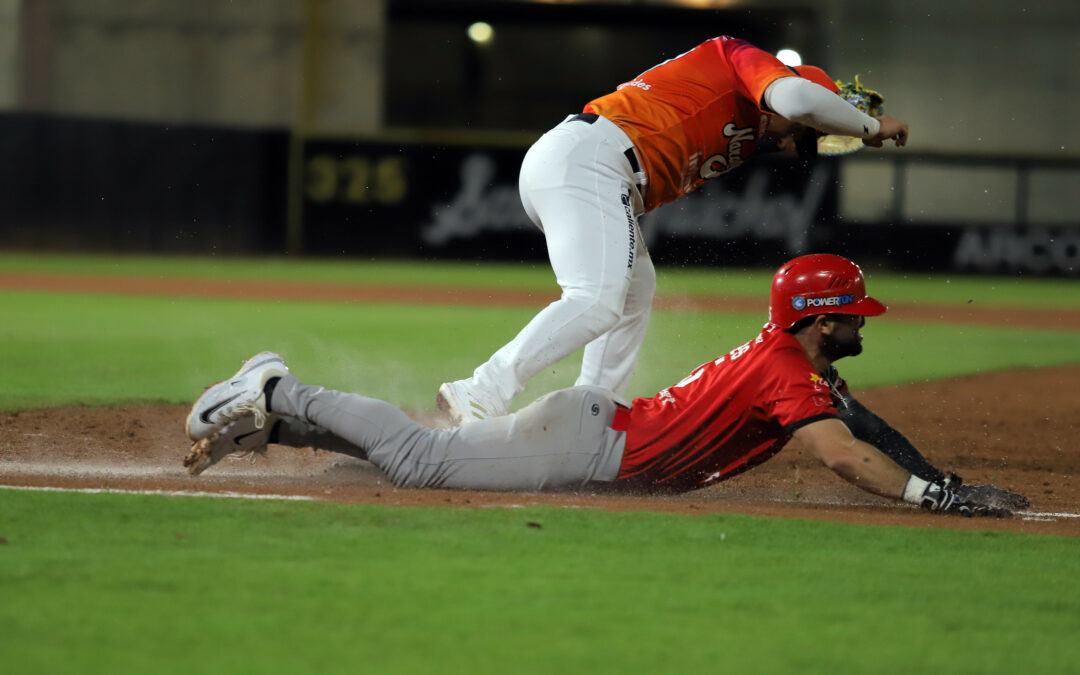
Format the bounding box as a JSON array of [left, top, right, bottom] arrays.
[[808, 371, 833, 407], [809, 371, 831, 392]]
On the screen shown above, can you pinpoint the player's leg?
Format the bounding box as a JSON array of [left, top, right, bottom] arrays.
[[273, 417, 368, 458], [272, 375, 625, 490], [183, 407, 395, 477], [476, 181, 635, 400], [575, 227, 655, 395], [440, 385, 625, 490], [442, 122, 638, 421]]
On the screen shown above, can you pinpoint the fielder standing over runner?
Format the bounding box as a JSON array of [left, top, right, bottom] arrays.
[[435, 35, 909, 425], [183, 254, 1026, 517]]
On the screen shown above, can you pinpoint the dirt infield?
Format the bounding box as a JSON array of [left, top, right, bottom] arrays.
[[2, 272, 1079, 536], [1, 365, 1078, 536]]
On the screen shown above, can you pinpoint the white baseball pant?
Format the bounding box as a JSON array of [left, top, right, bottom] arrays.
[[468, 113, 655, 407]]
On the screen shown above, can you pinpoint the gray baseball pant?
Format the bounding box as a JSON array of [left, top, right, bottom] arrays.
[[268, 375, 626, 491]]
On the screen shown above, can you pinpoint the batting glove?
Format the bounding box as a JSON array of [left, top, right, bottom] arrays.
[[903, 475, 1012, 518]]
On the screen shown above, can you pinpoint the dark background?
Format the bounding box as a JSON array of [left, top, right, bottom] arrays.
[[385, 1, 820, 131], [1, 0, 1075, 275]]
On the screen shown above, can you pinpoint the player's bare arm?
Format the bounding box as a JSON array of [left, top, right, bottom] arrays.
[[836, 391, 1029, 511], [794, 417, 1012, 516], [793, 417, 909, 499]]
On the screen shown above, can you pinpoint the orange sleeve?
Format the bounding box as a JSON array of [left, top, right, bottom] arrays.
[[721, 37, 796, 109], [583, 36, 799, 212]]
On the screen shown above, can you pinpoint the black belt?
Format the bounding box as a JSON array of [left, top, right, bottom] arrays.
[[569, 113, 642, 175]]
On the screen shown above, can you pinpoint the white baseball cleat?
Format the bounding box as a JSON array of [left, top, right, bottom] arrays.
[[183, 415, 278, 476], [436, 379, 508, 426], [185, 351, 288, 441]]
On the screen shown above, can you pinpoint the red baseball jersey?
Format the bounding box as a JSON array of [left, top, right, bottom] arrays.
[[584, 36, 794, 212], [618, 323, 840, 492]]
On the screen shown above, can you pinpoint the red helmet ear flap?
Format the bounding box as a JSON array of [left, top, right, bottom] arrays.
[[769, 254, 887, 329]]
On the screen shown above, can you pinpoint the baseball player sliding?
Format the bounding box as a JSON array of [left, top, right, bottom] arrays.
[[436, 35, 909, 426], [183, 254, 1027, 517]]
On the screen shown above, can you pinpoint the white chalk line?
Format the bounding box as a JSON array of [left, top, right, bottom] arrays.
[[0, 463, 185, 478], [1021, 512, 1080, 521], [0, 484, 315, 501], [0, 461, 328, 479]]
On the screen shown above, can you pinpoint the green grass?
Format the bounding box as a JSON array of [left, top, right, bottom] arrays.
[[2, 289, 1077, 411], [3, 490, 1079, 674], [2, 254, 1079, 410], [656, 265, 1080, 309], [0, 251, 562, 291], [5, 251, 1080, 307]]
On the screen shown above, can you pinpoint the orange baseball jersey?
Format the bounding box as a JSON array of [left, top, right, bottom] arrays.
[[584, 36, 795, 212], [617, 323, 840, 492]]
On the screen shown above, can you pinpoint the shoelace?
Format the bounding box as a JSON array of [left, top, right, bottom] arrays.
[[225, 402, 267, 429], [185, 415, 269, 475], [229, 446, 269, 465]]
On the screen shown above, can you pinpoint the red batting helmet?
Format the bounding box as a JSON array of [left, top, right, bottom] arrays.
[[769, 254, 887, 329]]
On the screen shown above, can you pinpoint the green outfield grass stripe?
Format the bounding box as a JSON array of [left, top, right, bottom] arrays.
[[3, 252, 1080, 308], [1, 288, 1078, 410], [2, 490, 1079, 673], [6, 483, 1079, 524], [3, 270, 1078, 340]]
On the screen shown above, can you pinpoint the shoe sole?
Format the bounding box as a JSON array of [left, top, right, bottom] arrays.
[[435, 382, 507, 426], [185, 352, 285, 441], [183, 432, 220, 476], [184, 415, 276, 476], [435, 383, 467, 426]]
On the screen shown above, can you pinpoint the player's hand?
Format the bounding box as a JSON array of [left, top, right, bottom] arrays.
[[919, 478, 1013, 518], [863, 114, 908, 148], [955, 483, 1030, 512]]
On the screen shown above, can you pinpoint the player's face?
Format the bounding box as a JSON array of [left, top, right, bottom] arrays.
[[821, 314, 866, 361], [776, 123, 807, 152], [763, 117, 813, 153]]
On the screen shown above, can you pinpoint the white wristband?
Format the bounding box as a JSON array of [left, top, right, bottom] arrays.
[[902, 475, 931, 504]]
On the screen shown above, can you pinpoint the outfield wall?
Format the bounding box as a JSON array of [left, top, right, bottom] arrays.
[[2, 2, 1076, 273], [3, 112, 1076, 275], [0, 113, 288, 253]]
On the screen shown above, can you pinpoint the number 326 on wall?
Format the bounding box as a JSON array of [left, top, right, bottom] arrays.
[[305, 155, 407, 205]]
